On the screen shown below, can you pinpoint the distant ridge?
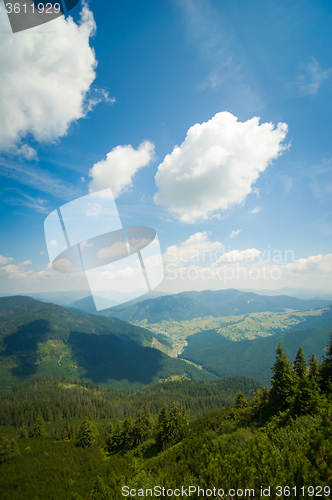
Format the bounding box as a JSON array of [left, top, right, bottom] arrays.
[[99, 288, 332, 323]]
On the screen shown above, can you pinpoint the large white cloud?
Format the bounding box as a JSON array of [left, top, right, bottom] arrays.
[[0, 3, 97, 152], [283, 254, 332, 274], [88, 141, 155, 198], [154, 112, 288, 223], [164, 231, 223, 265]]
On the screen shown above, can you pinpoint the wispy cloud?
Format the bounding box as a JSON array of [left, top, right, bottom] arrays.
[[229, 229, 241, 239], [85, 88, 116, 113], [0, 160, 82, 200], [249, 207, 262, 214], [175, 0, 260, 107], [309, 160, 332, 206], [297, 57, 332, 96], [2, 189, 48, 213]]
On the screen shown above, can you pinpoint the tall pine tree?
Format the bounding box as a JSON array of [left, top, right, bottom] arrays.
[[320, 334, 332, 393], [269, 343, 296, 414]]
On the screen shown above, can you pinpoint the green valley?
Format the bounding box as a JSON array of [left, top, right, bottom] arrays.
[[129, 306, 332, 356]]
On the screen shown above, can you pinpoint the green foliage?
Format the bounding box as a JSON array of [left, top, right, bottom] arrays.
[[234, 391, 248, 408], [0, 376, 261, 428], [30, 416, 48, 438], [107, 404, 153, 452], [268, 342, 297, 413], [18, 425, 27, 439], [76, 417, 98, 448], [320, 333, 332, 392], [87, 477, 111, 500], [156, 403, 189, 449], [0, 436, 20, 463], [1, 333, 332, 499]]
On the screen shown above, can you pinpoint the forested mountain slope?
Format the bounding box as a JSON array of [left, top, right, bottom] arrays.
[[0, 296, 216, 390], [180, 321, 332, 385], [0, 376, 262, 427], [0, 338, 331, 500]]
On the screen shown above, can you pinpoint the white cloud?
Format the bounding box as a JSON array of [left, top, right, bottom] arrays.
[[16, 145, 37, 161], [97, 242, 127, 260], [154, 112, 288, 223], [163, 232, 223, 265], [249, 206, 262, 214], [1, 260, 33, 280], [52, 259, 82, 274], [229, 229, 241, 239], [283, 254, 332, 274], [0, 3, 97, 152], [80, 240, 94, 252], [161, 234, 332, 293], [297, 57, 332, 96], [0, 257, 89, 293], [48, 240, 58, 246], [88, 141, 155, 198], [0, 255, 14, 265], [39, 250, 45, 255], [19, 260, 32, 266], [216, 248, 261, 263]]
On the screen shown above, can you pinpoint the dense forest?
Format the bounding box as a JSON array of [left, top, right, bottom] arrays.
[[0, 336, 331, 499]]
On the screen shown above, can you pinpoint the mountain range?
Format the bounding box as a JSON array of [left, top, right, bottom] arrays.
[[1, 289, 331, 391], [97, 289, 332, 323], [0, 296, 217, 390]]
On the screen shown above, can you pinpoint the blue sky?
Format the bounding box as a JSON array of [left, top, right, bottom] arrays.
[[0, 0, 331, 295]]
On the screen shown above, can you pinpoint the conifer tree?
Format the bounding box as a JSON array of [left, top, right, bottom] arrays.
[[269, 343, 296, 413], [156, 403, 189, 449], [133, 403, 151, 447], [76, 417, 98, 448], [18, 424, 27, 439], [308, 354, 320, 383], [294, 346, 307, 380], [320, 334, 332, 393], [292, 347, 318, 416], [62, 421, 72, 440], [235, 392, 248, 408], [121, 419, 134, 450], [0, 437, 20, 463], [30, 416, 48, 438]]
